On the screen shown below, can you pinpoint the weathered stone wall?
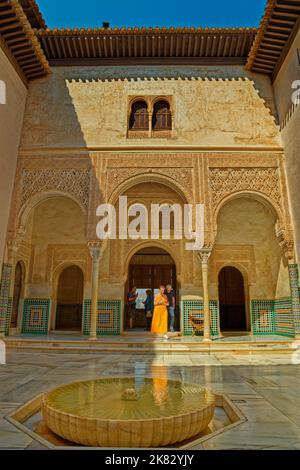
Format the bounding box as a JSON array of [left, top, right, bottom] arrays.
[[0, 47, 27, 268], [273, 29, 300, 263], [3, 62, 296, 335], [20, 65, 280, 148], [273, 29, 300, 123]]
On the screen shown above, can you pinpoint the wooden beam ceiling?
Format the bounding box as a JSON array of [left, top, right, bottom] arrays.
[[35, 27, 257, 66]]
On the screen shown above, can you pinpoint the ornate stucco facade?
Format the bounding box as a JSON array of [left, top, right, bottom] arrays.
[[0, 0, 299, 339]]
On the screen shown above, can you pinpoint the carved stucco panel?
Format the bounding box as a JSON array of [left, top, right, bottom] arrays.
[[106, 168, 193, 203], [20, 169, 91, 210], [209, 167, 281, 212]]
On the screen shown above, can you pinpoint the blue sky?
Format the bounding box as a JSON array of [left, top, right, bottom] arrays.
[[36, 0, 267, 29]]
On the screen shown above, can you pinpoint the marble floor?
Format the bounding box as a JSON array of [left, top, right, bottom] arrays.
[[1, 349, 300, 449]]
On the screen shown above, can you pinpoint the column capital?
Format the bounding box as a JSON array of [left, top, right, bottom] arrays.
[[87, 240, 106, 261], [197, 249, 212, 266]]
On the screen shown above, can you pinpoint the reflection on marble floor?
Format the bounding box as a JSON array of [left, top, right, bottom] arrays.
[[0, 350, 300, 449]]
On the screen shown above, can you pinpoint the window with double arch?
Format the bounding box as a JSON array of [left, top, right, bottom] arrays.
[[129, 100, 149, 130], [152, 100, 172, 131], [128, 98, 172, 135]]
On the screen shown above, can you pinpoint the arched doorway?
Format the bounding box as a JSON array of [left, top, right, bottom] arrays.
[[126, 247, 177, 331], [218, 266, 247, 332], [11, 261, 25, 328], [55, 265, 84, 331]]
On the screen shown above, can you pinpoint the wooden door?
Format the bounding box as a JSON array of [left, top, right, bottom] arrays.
[[56, 266, 84, 331], [127, 263, 177, 328], [219, 267, 246, 331], [129, 264, 176, 294]]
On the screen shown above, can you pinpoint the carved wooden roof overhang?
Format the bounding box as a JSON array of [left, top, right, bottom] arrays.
[[246, 0, 300, 79], [36, 27, 257, 66], [19, 0, 46, 29], [0, 0, 50, 83]]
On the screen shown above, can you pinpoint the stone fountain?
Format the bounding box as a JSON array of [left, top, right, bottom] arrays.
[[41, 377, 215, 448]]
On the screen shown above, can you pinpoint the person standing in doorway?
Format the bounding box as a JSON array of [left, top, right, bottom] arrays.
[[143, 289, 154, 331], [166, 284, 176, 332], [151, 285, 168, 338], [127, 286, 138, 329]]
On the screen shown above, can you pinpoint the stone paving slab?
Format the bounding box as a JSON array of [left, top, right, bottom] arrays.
[[1, 350, 300, 449]]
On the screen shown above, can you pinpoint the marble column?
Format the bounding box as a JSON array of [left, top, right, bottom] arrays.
[[148, 111, 152, 138], [198, 250, 212, 342], [88, 241, 102, 341]]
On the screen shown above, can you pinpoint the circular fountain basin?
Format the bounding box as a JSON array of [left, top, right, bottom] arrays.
[[41, 377, 215, 448]]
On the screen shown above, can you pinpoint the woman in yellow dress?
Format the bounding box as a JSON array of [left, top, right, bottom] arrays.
[[151, 285, 169, 337]]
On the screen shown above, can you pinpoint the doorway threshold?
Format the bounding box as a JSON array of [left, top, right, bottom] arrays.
[[50, 330, 82, 336], [123, 329, 152, 336], [220, 331, 251, 338]]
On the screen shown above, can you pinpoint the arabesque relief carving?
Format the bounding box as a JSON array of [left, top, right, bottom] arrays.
[[20, 169, 90, 209], [106, 167, 193, 202], [209, 167, 281, 210]]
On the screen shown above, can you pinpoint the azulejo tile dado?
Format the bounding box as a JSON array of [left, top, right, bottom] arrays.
[[0, 264, 12, 336], [22, 299, 50, 335], [182, 300, 220, 337], [83, 300, 121, 335]]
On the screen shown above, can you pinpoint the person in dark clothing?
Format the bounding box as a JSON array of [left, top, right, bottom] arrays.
[[143, 289, 154, 331], [127, 286, 138, 329], [166, 284, 176, 332]]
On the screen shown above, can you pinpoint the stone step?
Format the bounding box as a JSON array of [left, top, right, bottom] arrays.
[[3, 337, 297, 355]]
